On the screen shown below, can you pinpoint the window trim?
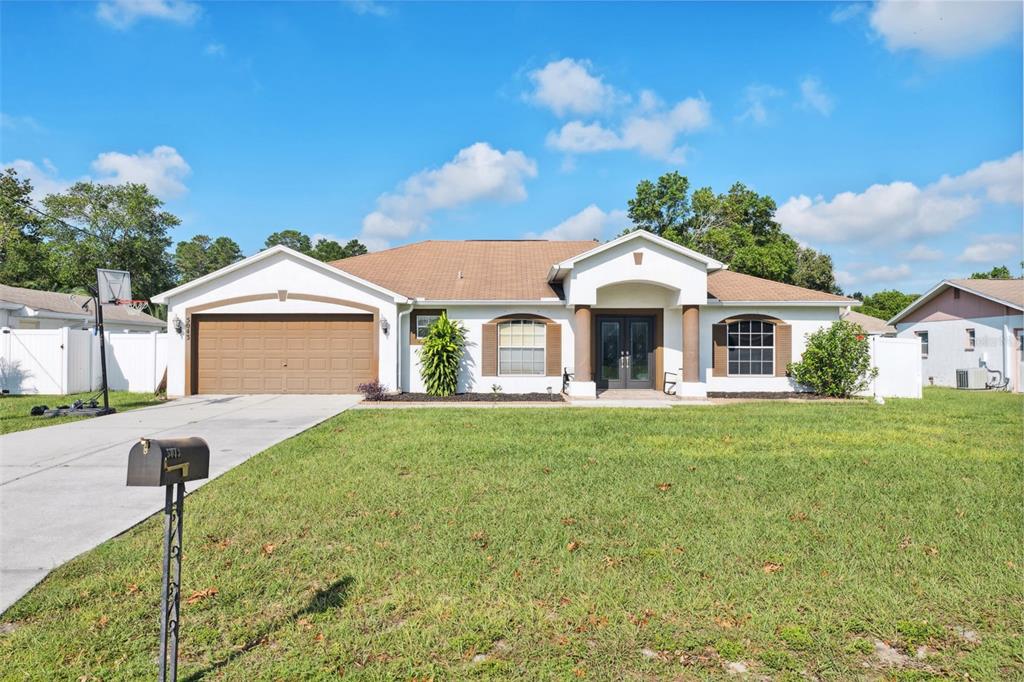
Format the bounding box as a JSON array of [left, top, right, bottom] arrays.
[[725, 319, 776, 377], [965, 327, 975, 351], [915, 330, 929, 358], [410, 309, 445, 345], [497, 318, 547, 377]]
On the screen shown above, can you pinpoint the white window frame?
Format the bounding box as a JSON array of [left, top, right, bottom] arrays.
[[916, 331, 929, 358], [965, 328, 976, 351], [415, 314, 441, 340], [497, 319, 546, 376], [726, 319, 775, 377]]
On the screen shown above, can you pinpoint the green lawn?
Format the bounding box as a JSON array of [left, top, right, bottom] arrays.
[[0, 391, 165, 435], [1, 389, 1021, 679]]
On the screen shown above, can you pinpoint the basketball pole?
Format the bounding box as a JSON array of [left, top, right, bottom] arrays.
[[87, 285, 112, 414]]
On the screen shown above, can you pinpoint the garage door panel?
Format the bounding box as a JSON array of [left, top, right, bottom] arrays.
[[194, 314, 374, 394]]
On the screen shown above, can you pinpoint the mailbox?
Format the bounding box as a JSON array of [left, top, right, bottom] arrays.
[[126, 437, 210, 487]]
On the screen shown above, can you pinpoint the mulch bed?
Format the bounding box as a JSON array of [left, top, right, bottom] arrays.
[[707, 391, 833, 400], [370, 392, 565, 403]]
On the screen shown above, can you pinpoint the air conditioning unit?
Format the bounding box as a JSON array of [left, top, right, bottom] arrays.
[[956, 368, 989, 390]]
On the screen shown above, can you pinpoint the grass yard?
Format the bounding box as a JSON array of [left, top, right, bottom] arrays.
[[1, 389, 1021, 680], [0, 391, 165, 435]]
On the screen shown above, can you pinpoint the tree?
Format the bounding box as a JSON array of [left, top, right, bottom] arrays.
[[0, 168, 47, 288], [265, 229, 312, 254], [858, 289, 918, 321], [40, 182, 178, 301], [788, 320, 878, 398], [174, 235, 244, 283], [625, 171, 690, 241], [969, 265, 1013, 279], [623, 173, 841, 293], [310, 237, 368, 262]]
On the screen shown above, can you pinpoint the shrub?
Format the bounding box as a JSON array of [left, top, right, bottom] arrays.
[[356, 380, 388, 401], [788, 320, 878, 398], [419, 311, 467, 397]]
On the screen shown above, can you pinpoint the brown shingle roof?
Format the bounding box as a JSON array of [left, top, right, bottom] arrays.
[[948, 278, 1024, 309], [332, 240, 597, 300], [0, 283, 165, 326], [331, 239, 858, 304], [707, 270, 856, 303], [842, 310, 896, 334]]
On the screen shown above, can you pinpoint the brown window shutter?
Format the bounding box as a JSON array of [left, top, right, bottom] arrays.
[[481, 322, 498, 376], [546, 322, 562, 376], [712, 323, 727, 377], [774, 324, 792, 377]]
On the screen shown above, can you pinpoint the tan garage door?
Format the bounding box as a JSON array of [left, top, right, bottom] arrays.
[[193, 314, 375, 394]]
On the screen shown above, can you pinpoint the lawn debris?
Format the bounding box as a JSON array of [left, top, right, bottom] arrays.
[[872, 639, 910, 667], [566, 540, 581, 552], [185, 587, 219, 605], [561, 517, 576, 526], [125, 583, 139, 595], [953, 626, 981, 644], [762, 561, 783, 574], [261, 542, 276, 556], [899, 536, 912, 550], [724, 660, 748, 675], [656, 482, 672, 492], [470, 531, 489, 549], [788, 511, 808, 522]]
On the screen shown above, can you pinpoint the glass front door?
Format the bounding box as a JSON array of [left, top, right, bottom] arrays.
[[595, 316, 655, 389]]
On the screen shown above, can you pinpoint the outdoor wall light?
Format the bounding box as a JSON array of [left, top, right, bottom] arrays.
[[380, 318, 390, 335], [172, 316, 184, 335]]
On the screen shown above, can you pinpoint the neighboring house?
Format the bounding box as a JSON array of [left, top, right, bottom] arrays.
[[888, 279, 1024, 392], [151, 230, 857, 398], [842, 309, 896, 336], [0, 284, 165, 332]]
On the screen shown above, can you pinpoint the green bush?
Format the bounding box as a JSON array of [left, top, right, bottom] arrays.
[[788, 320, 878, 398], [419, 311, 467, 396]]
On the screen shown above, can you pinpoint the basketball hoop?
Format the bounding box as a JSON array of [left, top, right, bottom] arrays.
[[118, 299, 150, 315]]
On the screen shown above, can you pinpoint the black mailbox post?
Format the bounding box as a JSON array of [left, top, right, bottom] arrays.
[[128, 437, 210, 682]]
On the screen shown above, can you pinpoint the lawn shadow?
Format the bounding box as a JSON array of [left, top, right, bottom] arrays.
[[182, 576, 354, 681]]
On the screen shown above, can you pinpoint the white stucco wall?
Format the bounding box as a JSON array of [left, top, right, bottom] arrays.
[[161, 251, 399, 397], [895, 314, 1022, 390], [403, 304, 571, 394], [565, 240, 708, 306], [700, 305, 843, 392]]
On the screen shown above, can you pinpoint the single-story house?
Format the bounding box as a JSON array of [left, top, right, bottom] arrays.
[[151, 230, 857, 398], [841, 309, 895, 336], [889, 278, 1023, 392], [0, 284, 165, 332]]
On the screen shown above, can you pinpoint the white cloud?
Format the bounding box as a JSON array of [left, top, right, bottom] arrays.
[[957, 237, 1020, 264], [90, 145, 191, 198], [831, 3, 867, 23], [738, 84, 784, 125], [525, 205, 630, 241], [4, 159, 73, 200], [361, 142, 537, 244], [346, 0, 391, 17], [776, 151, 1021, 243], [869, 0, 1022, 58], [798, 77, 834, 116], [906, 244, 943, 261], [96, 0, 201, 29], [933, 150, 1023, 204], [865, 264, 912, 281], [546, 96, 711, 162], [1, 113, 43, 132], [527, 58, 620, 117], [835, 270, 858, 287], [204, 42, 226, 57]]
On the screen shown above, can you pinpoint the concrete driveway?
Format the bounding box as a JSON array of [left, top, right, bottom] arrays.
[[0, 394, 360, 614]]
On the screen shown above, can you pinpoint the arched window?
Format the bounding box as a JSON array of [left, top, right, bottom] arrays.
[[498, 319, 546, 375], [727, 319, 774, 376]]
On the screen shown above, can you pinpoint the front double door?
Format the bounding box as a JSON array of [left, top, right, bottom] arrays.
[[597, 316, 655, 389]]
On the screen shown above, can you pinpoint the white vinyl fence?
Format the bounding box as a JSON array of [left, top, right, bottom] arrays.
[[861, 336, 923, 399], [0, 328, 167, 395]]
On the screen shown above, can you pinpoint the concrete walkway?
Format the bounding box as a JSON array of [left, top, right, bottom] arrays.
[[0, 394, 360, 615]]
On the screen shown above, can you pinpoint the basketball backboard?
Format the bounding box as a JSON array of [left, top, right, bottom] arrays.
[[97, 269, 132, 304]]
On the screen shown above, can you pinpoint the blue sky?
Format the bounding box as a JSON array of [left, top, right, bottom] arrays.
[[2, 0, 1021, 294]]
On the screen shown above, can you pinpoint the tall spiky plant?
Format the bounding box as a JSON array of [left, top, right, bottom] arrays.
[[419, 311, 467, 396]]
